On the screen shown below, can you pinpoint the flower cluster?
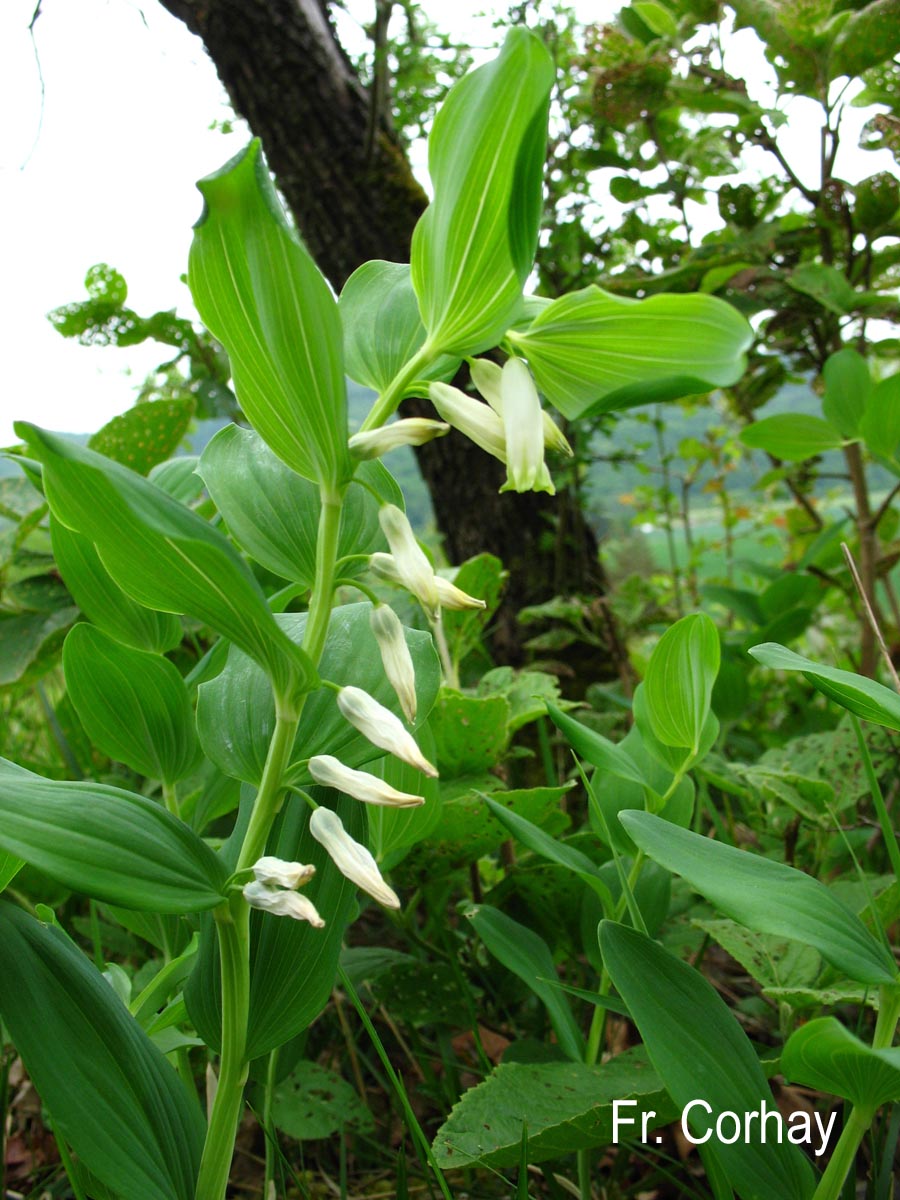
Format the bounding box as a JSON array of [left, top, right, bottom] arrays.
[[430, 356, 571, 495]]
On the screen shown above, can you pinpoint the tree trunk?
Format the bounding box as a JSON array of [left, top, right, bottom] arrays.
[[157, 0, 606, 660]]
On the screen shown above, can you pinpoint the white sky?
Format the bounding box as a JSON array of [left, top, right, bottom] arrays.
[[0, 0, 895, 446]]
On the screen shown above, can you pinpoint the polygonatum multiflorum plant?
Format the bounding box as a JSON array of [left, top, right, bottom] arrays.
[[1, 29, 751, 1200]]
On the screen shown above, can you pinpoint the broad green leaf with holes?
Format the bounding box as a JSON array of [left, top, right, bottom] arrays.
[[0, 606, 77, 686], [508, 286, 751, 419], [465, 902, 584, 1061], [602, 921, 816, 1200], [749, 642, 900, 730], [433, 1048, 675, 1168], [88, 400, 195, 475], [0, 771, 227, 912], [643, 613, 720, 753], [740, 414, 843, 461], [270, 1060, 375, 1139], [0, 903, 203, 1200], [339, 261, 460, 394], [621, 811, 898, 985], [189, 140, 350, 488], [782, 1016, 900, 1109], [51, 516, 182, 653], [199, 424, 401, 585], [63, 624, 199, 785], [18, 425, 314, 702], [197, 603, 439, 786], [411, 28, 553, 355]]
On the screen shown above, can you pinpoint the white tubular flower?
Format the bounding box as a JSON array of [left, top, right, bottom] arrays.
[[378, 504, 439, 620], [500, 357, 554, 495], [429, 381, 508, 462], [349, 419, 449, 460], [308, 754, 425, 807], [309, 807, 400, 909], [370, 603, 417, 723], [251, 856, 316, 889], [435, 575, 488, 610], [337, 685, 438, 777], [243, 880, 325, 927], [470, 357, 572, 456]]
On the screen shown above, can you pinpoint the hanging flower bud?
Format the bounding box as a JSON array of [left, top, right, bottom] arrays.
[[243, 880, 325, 927], [336, 686, 438, 777], [308, 754, 425, 807], [429, 381, 507, 461], [378, 504, 440, 620], [470, 357, 573, 458], [309, 807, 400, 909], [251, 856, 316, 889], [349, 419, 450, 460], [369, 603, 417, 722], [500, 357, 554, 494], [435, 575, 488, 610]]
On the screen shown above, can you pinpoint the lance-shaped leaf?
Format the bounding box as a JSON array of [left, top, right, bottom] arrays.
[[782, 1015, 900, 1109], [339, 261, 460, 394], [465, 902, 584, 1062], [749, 642, 900, 731], [545, 700, 647, 785], [197, 602, 440, 786], [189, 140, 351, 489], [643, 613, 720, 753], [63, 624, 199, 785], [411, 28, 554, 355], [17, 425, 314, 703], [51, 516, 182, 653], [601, 921, 816, 1200], [621, 811, 898, 985], [508, 286, 752, 419], [199, 424, 401, 585], [0, 902, 203, 1200], [0, 771, 228, 912]]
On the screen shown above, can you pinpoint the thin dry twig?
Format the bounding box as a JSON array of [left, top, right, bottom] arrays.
[[841, 541, 900, 693]]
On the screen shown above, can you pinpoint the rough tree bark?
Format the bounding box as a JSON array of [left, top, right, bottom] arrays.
[[157, 0, 606, 660]]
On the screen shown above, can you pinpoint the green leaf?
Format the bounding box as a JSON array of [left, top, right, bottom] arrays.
[[831, 0, 900, 78], [197, 603, 440, 786], [464, 903, 584, 1061], [199, 423, 401, 585], [440, 554, 507, 668], [411, 28, 554, 354], [545, 700, 648, 786], [621, 811, 898, 985], [189, 140, 350, 488], [270, 1060, 375, 1139], [50, 516, 181, 654], [0, 606, 76, 686], [787, 263, 859, 315], [782, 1015, 900, 1109], [0, 903, 203, 1200], [694, 919, 821, 992], [482, 793, 614, 911], [63, 624, 198, 785], [18, 425, 314, 703], [632, 0, 678, 35], [643, 613, 720, 753], [0, 772, 227, 913], [860, 374, 900, 462], [88, 400, 194, 476], [600, 922, 816, 1200], [433, 1049, 675, 1168], [748, 642, 900, 730], [429, 690, 511, 776], [509, 286, 752, 419], [339, 261, 460, 394], [186, 792, 365, 1059], [822, 348, 871, 438], [740, 414, 844, 461], [633, 681, 719, 775]]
